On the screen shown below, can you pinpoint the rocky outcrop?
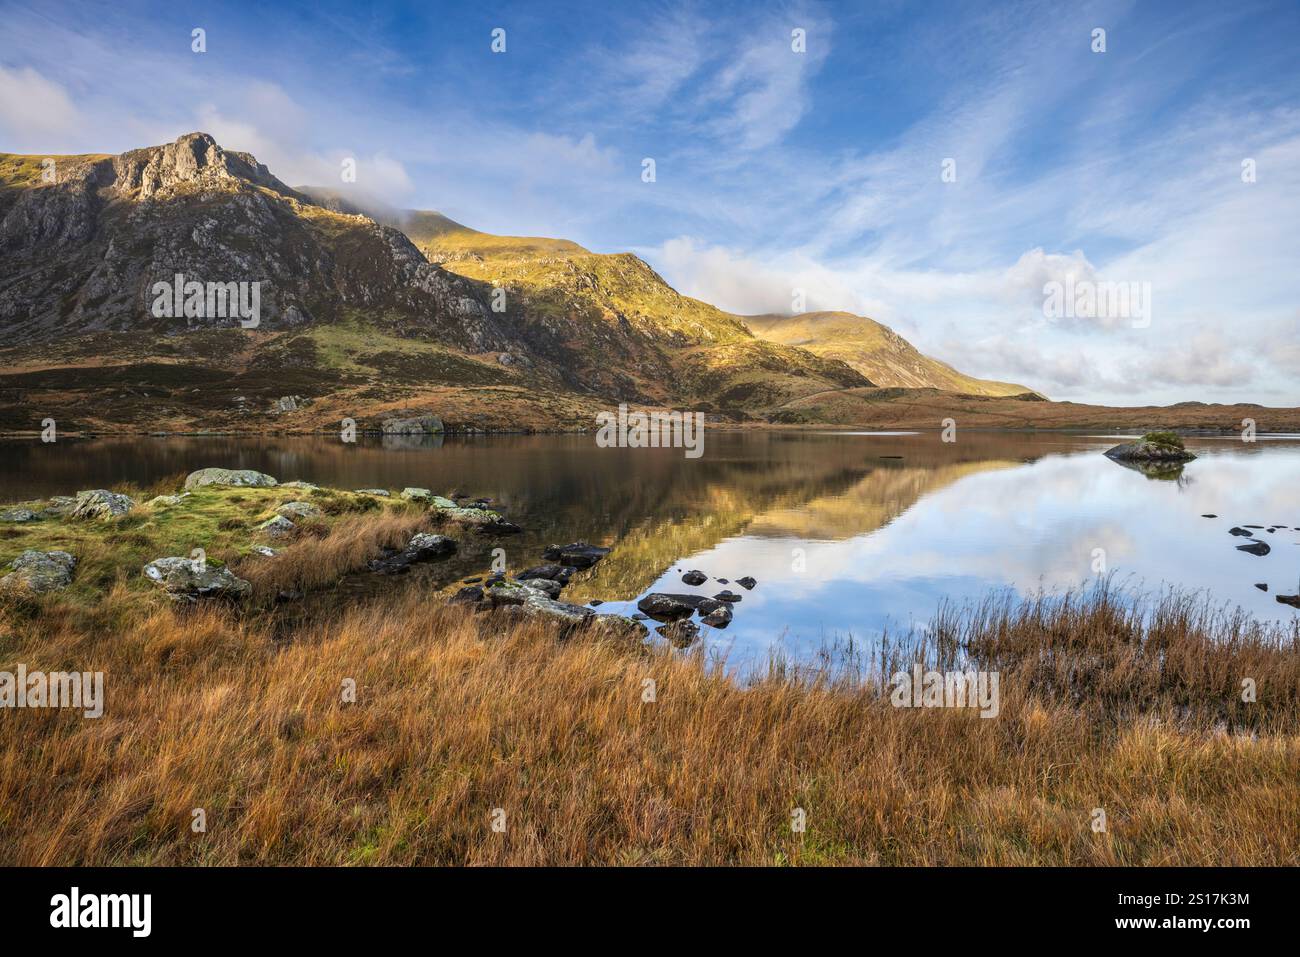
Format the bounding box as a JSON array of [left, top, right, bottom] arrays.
[[381, 413, 444, 435], [69, 489, 134, 520], [0, 550, 76, 593], [142, 556, 251, 601], [184, 468, 278, 490]]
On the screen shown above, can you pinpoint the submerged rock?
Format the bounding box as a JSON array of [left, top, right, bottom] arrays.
[[542, 542, 611, 569], [70, 489, 135, 520], [184, 468, 278, 490], [143, 556, 251, 601], [0, 550, 76, 593]]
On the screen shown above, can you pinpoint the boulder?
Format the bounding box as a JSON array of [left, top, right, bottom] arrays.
[[541, 542, 611, 569], [258, 515, 296, 537], [1229, 527, 1253, 537], [0, 550, 76, 593], [147, 494, 186, 508], [586, 614, 649, 643], [518, 577, 563, 599], [369, 532, 457, 573], [1237, 541, 1271, 556], [184, 468, 278, 490], [681, 569, 708, 586], [636, 592, 705, 621], [280, 480, 319, 491], [70, 489, 134, 520], [449, 585, 485, 604], [700, 603, 733, 627], [400, 487, 433, 502], [355, 488, 390, 496], [1255, 583, 1268, 592], [142, 557, 251, 601], [0, 507, 39, 523], [250, 545, 278, 557], [485, 580, 538, 606], [497, 595, 594, 630], [41, 496, 77, 517], [736, 576, 757, 590], [405, 532, 457, 561], [657, 619, 700, 648], [276, 500, 321, 520], [713, 590, 743, 603], [516, 564, 573, 584], [382, 414, 444, 435]]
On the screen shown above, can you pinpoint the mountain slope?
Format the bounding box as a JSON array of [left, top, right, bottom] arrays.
[[744, 311, 1040, 398], [0, 133, 870, 431]]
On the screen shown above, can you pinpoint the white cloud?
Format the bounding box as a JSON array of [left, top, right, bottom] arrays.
[[0, 65, 80, 145]]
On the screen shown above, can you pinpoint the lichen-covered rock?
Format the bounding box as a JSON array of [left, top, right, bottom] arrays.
[[405, 532, 457, 560], [585, 614, 649, 643], [250, 545, 278, 557], [70, 489, 135, 520], [400, 487, 432, 502], [276, 500, 321, 520], [355, 488, 390, 496], [700, 603, 733, 627], [142, 556, 251, 601], [258, 515, 295, 537], [0, 507, 39, 523], [184, 468, 278, 490], [517, 577, 563, 599], [0, 550, 76, 593], [147, 494, 187, 508], [41, 496, 77, 517], [279, 480, 318, 491]]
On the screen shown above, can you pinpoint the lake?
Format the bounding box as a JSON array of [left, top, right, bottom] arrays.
[[3, 430, 1298, 673]]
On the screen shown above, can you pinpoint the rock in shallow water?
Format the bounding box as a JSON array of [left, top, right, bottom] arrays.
[[1237, 541, 1271, 556], [637, 593, 706, 621], [735, 576, 757, 590], [681, 569, 708, 586], [657, 619, 700, 648], [542, 542, 611, 568]]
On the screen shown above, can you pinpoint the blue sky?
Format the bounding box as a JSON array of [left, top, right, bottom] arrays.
[[2, 0, 1298, 404]]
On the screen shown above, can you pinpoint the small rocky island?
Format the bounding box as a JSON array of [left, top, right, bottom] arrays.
[[1104, 430, 1197, 464], [1104, 431, 1196, 478]]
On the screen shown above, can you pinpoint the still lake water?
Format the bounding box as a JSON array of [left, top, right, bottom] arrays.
[[3, 431, 1298, 671]]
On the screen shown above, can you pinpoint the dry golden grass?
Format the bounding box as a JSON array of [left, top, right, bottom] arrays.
[[1, 580, 1297, 866]]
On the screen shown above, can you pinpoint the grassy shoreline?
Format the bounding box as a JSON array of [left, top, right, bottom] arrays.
[[2, 480, 1298, 865]]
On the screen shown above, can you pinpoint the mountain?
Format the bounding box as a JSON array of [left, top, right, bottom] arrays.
[[0, 131, 1048, 434], [743, 311, 1040, 398]]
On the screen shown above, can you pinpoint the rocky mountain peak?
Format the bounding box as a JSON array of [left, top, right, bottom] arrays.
[[110, 131, 295, 201]]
